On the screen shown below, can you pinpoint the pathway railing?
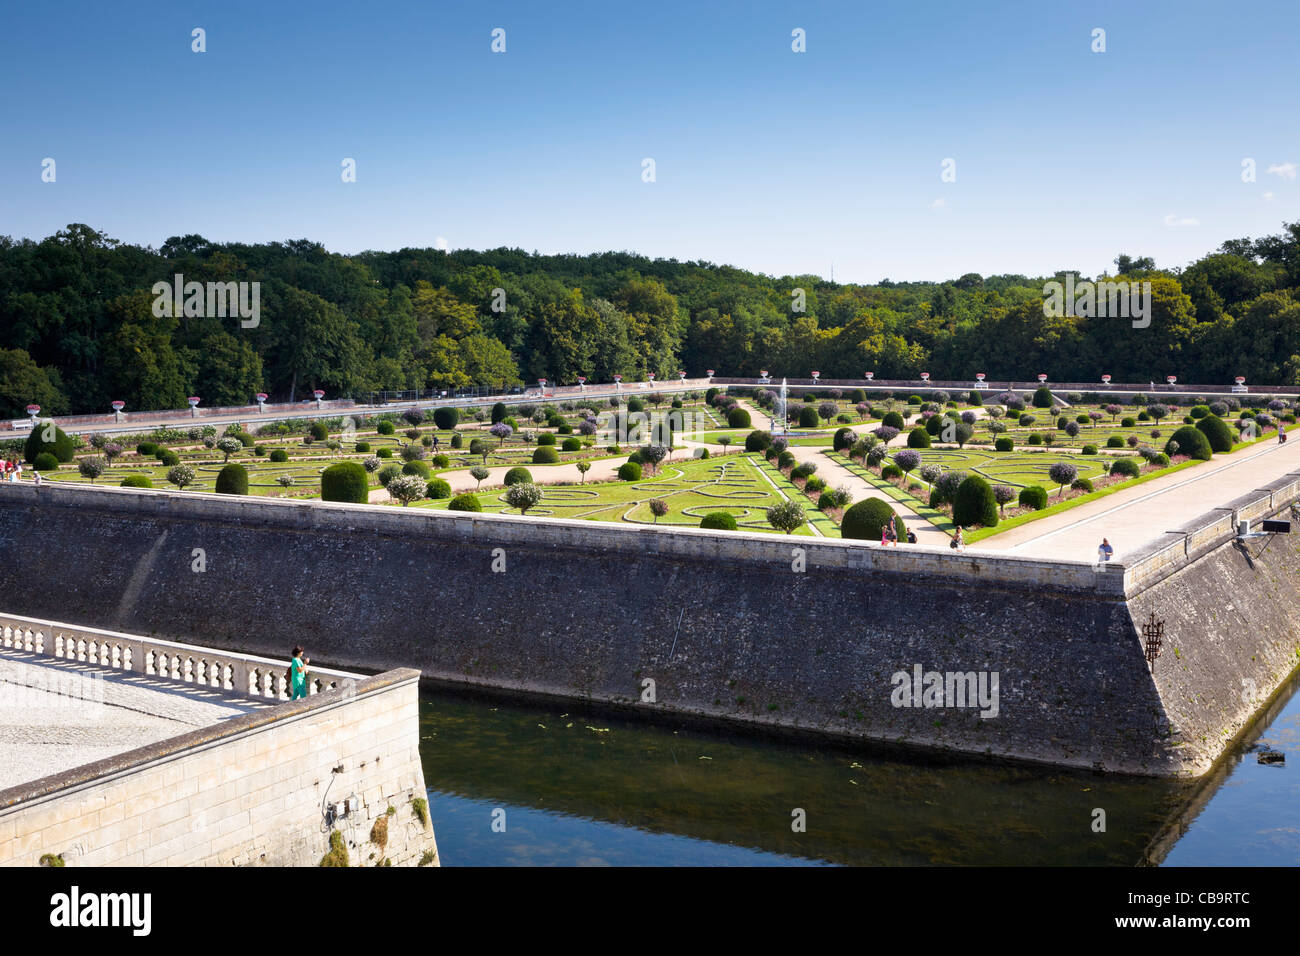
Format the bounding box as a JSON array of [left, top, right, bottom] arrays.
[[0, 612, 359, 701]]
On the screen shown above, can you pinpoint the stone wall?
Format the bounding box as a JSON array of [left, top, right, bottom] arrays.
[[0, 668, 438, 867], [0, 479, 1296, 777]]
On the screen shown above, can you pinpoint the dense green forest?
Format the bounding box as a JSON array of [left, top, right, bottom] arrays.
[[1, 222, 1298, 418]]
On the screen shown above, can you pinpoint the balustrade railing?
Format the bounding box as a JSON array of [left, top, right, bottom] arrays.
[[0, 613, 359, 702]]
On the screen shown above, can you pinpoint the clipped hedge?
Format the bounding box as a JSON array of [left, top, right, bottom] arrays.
[[841, 498, 902, 541], [994, 437, 1014, 452], [745, 430, 772, 453], [907, 427, 931, 448], [1195, 414, 1234, 453], [533, 446, 560, 464], [1110, 457, 1141, 478], [537, 432, 556, 446], [270, 449, 289, 462], [700, 511, 738, 531], [214, 464, 249, 495], [1018, 485, 1048, 510], [402, 460, 432, 479], [617, 462, 642, 481], [34, 452, 60, 471], [1165, 424, 1212, 461], [120, 474, 153, 488], [433, 407, 460, 430], [798, 406, 820, 428], [447, 492, 482, 512], [562, 437, 582, 452], [321, 461, 370, 503], [728, 407, 752, 428], [503, 466, 533, 486], [426, 478, 452, 499], [25, 425, 76, 464], [952, 475, 998, 528]]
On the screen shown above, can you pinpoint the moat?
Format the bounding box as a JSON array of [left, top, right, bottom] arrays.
[[417, 674, 1300, 866]]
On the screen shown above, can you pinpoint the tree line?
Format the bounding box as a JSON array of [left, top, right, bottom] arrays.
[[1, 221, 1298, 418]]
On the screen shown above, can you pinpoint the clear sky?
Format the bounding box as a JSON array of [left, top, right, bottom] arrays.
[[1, 0, 1296, 282]]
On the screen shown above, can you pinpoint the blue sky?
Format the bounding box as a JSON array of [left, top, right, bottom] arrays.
[[1, 0, 1296, 282]]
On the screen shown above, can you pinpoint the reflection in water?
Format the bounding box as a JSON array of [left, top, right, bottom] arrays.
[[418, 674, 1300, 867]]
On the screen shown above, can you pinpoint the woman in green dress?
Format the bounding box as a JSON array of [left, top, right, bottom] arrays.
[[290, 646, 309, 699]]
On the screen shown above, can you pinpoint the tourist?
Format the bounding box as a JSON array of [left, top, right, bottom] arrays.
[[906, 528, 917, 544], [950, 526, 963, 550], [289, 646, 309, 700], [32, 470, 41, 487], [1098, 538, 1114, 562], [432, 434, 440, 451]]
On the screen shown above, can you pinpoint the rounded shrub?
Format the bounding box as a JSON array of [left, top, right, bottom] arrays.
[[1027, 433, 1042, 446], [1106, 435, 1124, 448], [1153, 452, 1170, 467], [1071, 477, 1094, 493], [269, 449, 289, 462], [433, 407, 460, 430], [1110, 457, 1141, 478], [745, 430, 772, 453], [491, 402, 507, 424], [833, 427, 856, 453], [994, 437, 1014, 452], [353, 440, 371, 453], [309, 421, 329, 441], [882, 410, 905, 430], [214, 464, 249, 495], [426, 478, 452, 499], [447, 492, 482, 512], [158, 450, 180, 467], [503, 466, 533, 486], [1018, 485, 1048, 510], [798, 406, 820, 428], [402, 460, 432, 479], [881, 463, 903, 480], [727, 407, 752, 428], [136, 441, 159, 457], [841, 498, 899, 541], [25, 426, 76, 464], [120, 474, 153, 488], [1121, 417, 1136, 428], [321, 461, 370, 503], [533, 446, 560, 464], [1195, 414, 1234, 453], [376, 420, 396, 435], [431, 454, 450, 468], [700, 511, 738, 531], [777, 450, 796, 469], [1032, 386, 1054, 408], [1081, 443, 1098, 455], [537, 432, 556, 446], [627, 449, 644, 465], [907, 426, 931, 448], [952, 475, 998, 529], [254, 445, 267, 457], [627, 397, 645, 412], [804, 476, 826, 494], [617, 462, 642, 481], [705, 387, 719, 404], [562, 437, 582, 451], [1165, 425, 1212, 461], [34, 452, 60, 471]]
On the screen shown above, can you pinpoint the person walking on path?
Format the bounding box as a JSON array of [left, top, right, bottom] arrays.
[[289, 646, 309, 700], [1098, 538, 1114, 562]]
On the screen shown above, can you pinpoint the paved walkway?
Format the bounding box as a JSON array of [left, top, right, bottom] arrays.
[[0, 649, 266, 790], [980, 435, 1300, 561]]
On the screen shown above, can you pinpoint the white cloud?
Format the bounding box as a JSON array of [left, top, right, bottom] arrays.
[[1163, 214, 1199, 228], [1264, 191, 1275, 202], [1266, 162, 1297, 181], [435, 236, 450, 251], [928, 198, 947, 209]]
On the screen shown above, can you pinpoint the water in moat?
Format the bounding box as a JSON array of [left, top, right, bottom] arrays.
[[417, 678, 1300, 866]]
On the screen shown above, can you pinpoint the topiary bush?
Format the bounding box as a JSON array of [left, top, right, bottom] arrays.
[[402, 460, 432, 479], [433, 407, 460, 430], [745, 430, 772, 453], [214, 464, 249, 495], [727, 407, 752, 428], [34, 452, 59, 471], [1165, 425, 1212, 460], [426, 478, 452, 499], [994, 437, 1014, 452], [309, 422, 328, 441], [617, 462, 642, 481], [533, 446, 560, 464], [1110, 457, 1141, 478], [1027, 433, 1042, 446], [537, 432, 556, 446], [907, 426, 930, 448], [448, 492, 482, 512], [952, 475, 998, 528], [881, 463, 903, 480], [1032, 386, 1054, 408], [1121, 417, 1136, 428], [158, 449, 180, 467], [321, 461, 370, 503], [777, 450, 796, 469], [503, 466, 533, 486], [796, 405, 818, 428], [1081, 444, 1098, 455], [832, 427, 855, 453], [1106, 435, 1124, 448], [376, 420, 396, 435], [1071, 477, 1094, 493], [700, 511, 738, 531], [841, 498, 899, 540], [562, 437, 582, 452], [25, 425, 76, 464], [881, 411, 905, 430], [1018, 485, 1048, 510], [1195, 414, 1234, 453], [270, 448, 289, 462], [120, 474, 153, 488]]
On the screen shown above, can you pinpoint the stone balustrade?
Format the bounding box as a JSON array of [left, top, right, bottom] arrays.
[[0, 612, 359, 701]]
